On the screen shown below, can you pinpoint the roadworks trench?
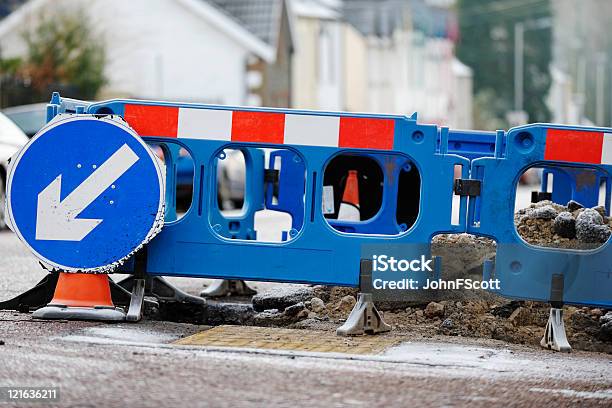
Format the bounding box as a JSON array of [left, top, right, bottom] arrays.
[[151, 200, 612, 354]]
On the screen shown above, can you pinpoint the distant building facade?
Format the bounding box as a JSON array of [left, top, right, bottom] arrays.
[[548, 0, 612, 127], [0, 0, 293, 107], [290, 0, 473, 128], [343, 0, 472, 128]]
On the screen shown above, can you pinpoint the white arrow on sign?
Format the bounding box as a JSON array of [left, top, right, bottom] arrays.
[[35, 144, 139, 241]]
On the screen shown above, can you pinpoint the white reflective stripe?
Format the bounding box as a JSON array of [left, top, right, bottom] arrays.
[[602, 133, 612, 165], [177, 108, 233, 140], [283, 114, 340, 147]]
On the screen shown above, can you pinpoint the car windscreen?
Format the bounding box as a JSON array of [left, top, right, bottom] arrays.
[[4, 109, 47, 137]]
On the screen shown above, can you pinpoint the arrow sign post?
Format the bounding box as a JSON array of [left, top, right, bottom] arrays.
[[6, 115, 165, 272]]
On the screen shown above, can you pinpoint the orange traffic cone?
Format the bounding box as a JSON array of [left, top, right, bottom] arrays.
[[32, 273, 125, 321], [337, 170, 361, 221]]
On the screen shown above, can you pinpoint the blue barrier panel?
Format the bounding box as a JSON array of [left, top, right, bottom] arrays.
[[541, 167, 608, 210], [468, 125, 612, 307], [46, 97, 466, 286], [44, 94, 611, 308]]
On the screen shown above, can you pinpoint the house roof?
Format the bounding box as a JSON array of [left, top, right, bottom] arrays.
[[0, 0, 27, 19], [178, 0, 278, 62], [205, 0, 286, 49]]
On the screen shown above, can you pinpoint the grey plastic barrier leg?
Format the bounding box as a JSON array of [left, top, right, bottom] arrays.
[[32, 304, 125, 321], [200, 279, 257, 298], [540, 307, 571, 352], [126, 278, 146, 322], [0, 272, 58, 312], [336, 293, 391, 336]]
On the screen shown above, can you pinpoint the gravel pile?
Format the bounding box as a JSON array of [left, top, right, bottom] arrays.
[[515, 200, 611, 249]]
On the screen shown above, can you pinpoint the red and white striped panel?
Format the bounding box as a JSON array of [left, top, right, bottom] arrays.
[[123, 104, 395, 150], [544, 129, 612, 165]]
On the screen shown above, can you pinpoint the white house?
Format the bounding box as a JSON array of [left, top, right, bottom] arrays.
[[0, 0, 293, 106]]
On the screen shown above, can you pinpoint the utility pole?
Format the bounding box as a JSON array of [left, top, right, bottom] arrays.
[[514, 22, 524, 112], [596, 53, 606, 126], [508, 18, 551, 127]]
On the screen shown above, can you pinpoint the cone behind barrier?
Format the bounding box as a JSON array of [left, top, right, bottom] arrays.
[[338, 170, 360, 221], [32, 273, 125, 321]]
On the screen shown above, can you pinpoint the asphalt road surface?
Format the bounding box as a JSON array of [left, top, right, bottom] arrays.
[[1, 230, 611, 407]]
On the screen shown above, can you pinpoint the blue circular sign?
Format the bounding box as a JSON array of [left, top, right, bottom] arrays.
[[6, 115, 165, 272]]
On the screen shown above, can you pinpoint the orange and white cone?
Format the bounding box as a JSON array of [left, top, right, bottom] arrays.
[[32, 273, 125, 321], [337, 170, 361, 221]]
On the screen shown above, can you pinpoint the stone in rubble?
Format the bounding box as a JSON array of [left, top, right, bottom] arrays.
[[491, 300, 523, 318], [284, 302, 306, 317], [206, 302, 255, 325], [334, 295, 356, 314], [567, 200, 584, 212], [593, 205, 606, 218], [553, 211, 576, 239], [440, 318, 453, 329], [530, 205, 558, 220], [600, 311, 612, 325], [576, 209, 611, 243], [424, 301, 445, 318], [600, 321, 612, 341], [309, 297, 326, 313], [252, 286, 314, 312]]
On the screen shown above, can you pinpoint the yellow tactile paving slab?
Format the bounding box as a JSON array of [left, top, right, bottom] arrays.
[[174, 325, 400, 354]]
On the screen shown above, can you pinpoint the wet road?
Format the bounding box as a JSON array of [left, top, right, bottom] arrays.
[[1, 231, 611, 407]]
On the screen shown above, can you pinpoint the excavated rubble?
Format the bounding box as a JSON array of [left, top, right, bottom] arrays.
[[515, 200, 612, 249], [242, 199, 612, 352], [208, 200, 611, 352]]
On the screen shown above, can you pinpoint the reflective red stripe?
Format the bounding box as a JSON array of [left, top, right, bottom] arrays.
[[124, 104, 178, 138], [231, 111, 285, 144], [338, 117, 395, 150], [544, 129, 603, 164], [122, 104, 397, 149]]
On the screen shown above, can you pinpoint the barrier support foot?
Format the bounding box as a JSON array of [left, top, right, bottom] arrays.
[[200, 279, 257, 298], [0, 271, 58, 312], [126, 278, 145, 322], [117, 275, 207, 323], [32, 304, 126, 321], [336, 293, 391, 336], [540, 306, 571, 352]]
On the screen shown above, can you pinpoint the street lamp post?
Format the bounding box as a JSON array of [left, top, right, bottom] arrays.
[[514, 22, 524, 113], [508, 17, 551, 126]]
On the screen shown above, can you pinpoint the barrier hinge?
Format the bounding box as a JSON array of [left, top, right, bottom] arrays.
[[264, 169, 279, 183], [454, 179, 481, 197], [531, 191, 552, 203]]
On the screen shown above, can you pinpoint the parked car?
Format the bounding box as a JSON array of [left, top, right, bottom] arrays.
[[3, 103, 48, 138], [0, 112, 29, 229]]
